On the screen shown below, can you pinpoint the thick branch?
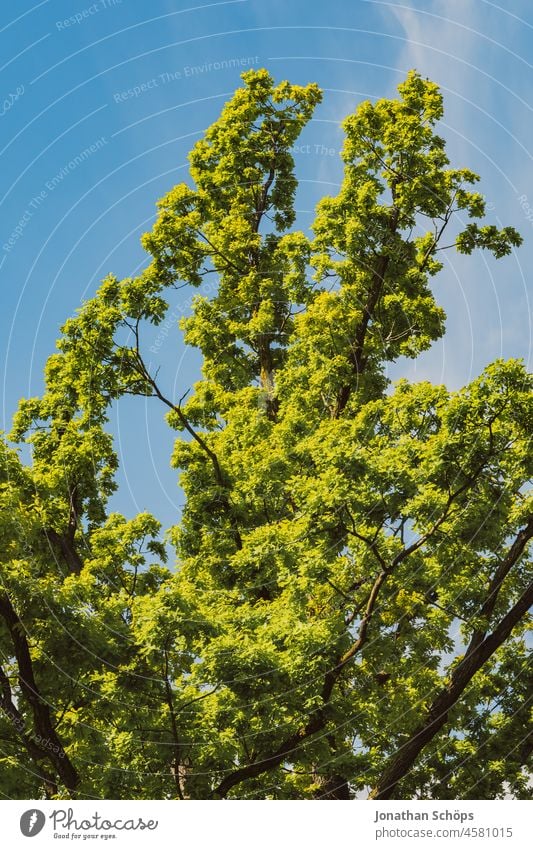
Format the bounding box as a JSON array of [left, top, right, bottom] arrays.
[[163, 644, 185, 800], [44, 527, 83, 575], [0, 661, 59, 795], [464, 515, 533, 657], [0, 594, 79, 793], [370, 528, 533, 799]]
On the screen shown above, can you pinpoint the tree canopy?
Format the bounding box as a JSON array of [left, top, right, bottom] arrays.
[[1, 69, 531, 800]]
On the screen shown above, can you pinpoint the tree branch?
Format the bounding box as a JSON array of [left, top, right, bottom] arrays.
[[0, 661, 59, 796], [333, 206, 400, 417], [211, 567, 390, 798], [130, 345, 243, 550], [370, 521, 533, 799], [0, 594, 79, 793]]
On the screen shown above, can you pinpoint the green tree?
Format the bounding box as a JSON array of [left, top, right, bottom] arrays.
[[1, 69, 531, 800]]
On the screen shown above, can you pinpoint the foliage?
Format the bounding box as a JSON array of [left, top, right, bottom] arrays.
[[1, 70, 531, 800]]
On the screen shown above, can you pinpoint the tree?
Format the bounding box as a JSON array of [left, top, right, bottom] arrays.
[[1, 69, 531, 800]]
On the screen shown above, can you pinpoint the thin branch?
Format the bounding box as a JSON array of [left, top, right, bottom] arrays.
[[193, 228, 245, 275]]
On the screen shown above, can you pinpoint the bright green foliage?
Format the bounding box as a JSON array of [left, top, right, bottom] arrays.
[[1, 70, 531, 800]]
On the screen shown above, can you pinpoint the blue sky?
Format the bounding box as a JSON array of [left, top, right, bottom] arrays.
[[1, 0, 531, 530]]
